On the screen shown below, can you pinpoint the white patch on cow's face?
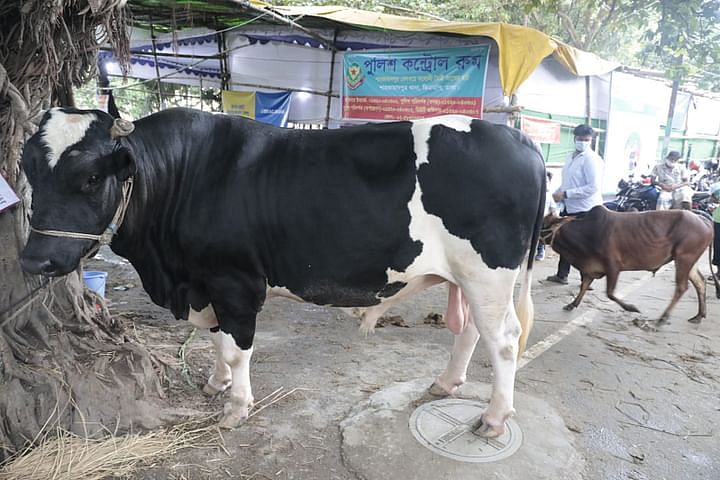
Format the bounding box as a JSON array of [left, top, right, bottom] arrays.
[[410, 115, 473, 167], [41, 109, 97, 169]]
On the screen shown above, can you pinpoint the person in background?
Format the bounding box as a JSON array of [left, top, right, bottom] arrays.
[[651, 151, 692, 210], [709, 182, 720, 282], [546, 124, 604, 284], [536, 171, 557, 261]]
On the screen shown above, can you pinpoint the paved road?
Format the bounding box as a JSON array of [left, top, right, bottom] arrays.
[[90, 248, 720, 479]]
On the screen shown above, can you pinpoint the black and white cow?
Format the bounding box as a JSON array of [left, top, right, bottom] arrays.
[[20, 107, 545, 437]]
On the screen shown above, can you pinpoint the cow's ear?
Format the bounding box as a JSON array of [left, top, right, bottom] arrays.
[[110, 147, 136, 181]]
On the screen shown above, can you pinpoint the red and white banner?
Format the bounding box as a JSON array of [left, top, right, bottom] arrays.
[[520, 116, 561, 144]]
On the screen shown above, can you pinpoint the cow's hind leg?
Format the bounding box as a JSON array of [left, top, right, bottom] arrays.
[[430, 287, 479, 396], [564, 274, 595, 311], [606, 268, 640, 313], [686, 265, 705, 324], [459, 271, 520, 438], [358, 275, 445, 334]]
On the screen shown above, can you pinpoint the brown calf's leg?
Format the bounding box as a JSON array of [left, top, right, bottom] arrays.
[[606, 269, 640, 313], [564, 274, 595, 311], [686, 265, 706, 324], [657, 258, 693, 325]]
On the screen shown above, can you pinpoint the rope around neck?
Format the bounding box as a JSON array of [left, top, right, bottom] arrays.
[[30, 177, 134, 247], [539, 215, 576, 249]]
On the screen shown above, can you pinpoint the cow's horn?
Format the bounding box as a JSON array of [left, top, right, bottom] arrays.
[[110, 118, 135, 138]]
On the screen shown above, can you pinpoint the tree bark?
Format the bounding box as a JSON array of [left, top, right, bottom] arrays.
[[0, 1, 169, 462]]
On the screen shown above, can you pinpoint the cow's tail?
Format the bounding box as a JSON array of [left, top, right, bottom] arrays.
[[516, 165, 546, 359]]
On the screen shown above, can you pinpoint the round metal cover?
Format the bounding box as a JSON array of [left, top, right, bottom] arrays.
[[409, 398, 523, 463]]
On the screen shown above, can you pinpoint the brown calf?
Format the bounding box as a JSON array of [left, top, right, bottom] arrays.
[[542, 205, 716, 325]]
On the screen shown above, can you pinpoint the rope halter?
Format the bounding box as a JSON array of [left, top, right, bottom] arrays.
[[29, 118, 135, 248], [539, 215, 576, 249], [30, 177, 134, 246]]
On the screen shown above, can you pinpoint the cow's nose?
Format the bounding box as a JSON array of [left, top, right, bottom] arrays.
[[20, 256, 58, 276]]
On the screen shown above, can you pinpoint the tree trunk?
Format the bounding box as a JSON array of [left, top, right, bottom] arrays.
[[0, 1, 170, 463]]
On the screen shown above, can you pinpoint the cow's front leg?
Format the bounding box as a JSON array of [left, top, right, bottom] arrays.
[[214, 323, 256, 429], [188, 305, 233, 395], [606, 269, 640, 313], [210, 277, 265, 429], [203, 327, 233, 395], [564, 274, 594, 311]]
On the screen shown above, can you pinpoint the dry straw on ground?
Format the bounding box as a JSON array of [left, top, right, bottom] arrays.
[[0, 418, 220, 480], [0, 385, 308, 480]]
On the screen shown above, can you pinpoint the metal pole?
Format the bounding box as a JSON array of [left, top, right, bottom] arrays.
[[149, 20, 164, 110], [324, 29, 339, 128]]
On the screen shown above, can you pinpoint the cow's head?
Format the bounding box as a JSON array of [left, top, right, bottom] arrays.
[[539, 213, 573, 246], [20, 107, 135, 277]]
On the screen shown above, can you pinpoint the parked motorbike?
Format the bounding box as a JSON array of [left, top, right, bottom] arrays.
[[604, 177, 661, 212], [692, 191, 715, 215]]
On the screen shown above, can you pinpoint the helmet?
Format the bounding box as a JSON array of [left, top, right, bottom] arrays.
[[711, 182, 720, 198]]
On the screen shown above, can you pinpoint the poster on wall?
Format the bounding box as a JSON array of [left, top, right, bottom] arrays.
[[0, 176, 20, 214], [520, 116, 561, 144], [342, 45, 489, 121], [603, 72, 663, 192], [222, 90, 291, 127]]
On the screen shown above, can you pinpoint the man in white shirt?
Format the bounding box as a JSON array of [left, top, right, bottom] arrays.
[[546, 124, 605, 284]]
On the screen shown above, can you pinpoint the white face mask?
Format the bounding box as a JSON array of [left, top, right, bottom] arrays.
[[665, 159, 675, 167], [575, 140, 591, 152]]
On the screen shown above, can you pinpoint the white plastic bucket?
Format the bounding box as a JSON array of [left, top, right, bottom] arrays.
[[83, 271, 108, 298]]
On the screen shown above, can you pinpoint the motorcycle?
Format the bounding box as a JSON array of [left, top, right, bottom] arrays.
[[604, 176, 661, 212]]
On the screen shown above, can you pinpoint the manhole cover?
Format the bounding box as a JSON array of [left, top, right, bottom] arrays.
[[409, 398, 523, 463]]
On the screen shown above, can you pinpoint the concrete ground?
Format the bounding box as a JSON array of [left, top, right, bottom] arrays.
[[88, 247, 720, 480]]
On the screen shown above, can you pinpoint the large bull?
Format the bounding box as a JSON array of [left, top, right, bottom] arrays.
[[20, 107, 545, 437]]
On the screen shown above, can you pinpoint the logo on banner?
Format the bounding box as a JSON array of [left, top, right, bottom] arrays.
[[346, 63, 364, 90]]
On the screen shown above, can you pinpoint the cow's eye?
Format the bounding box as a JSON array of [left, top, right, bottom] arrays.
[[86, 175, 102, 186]]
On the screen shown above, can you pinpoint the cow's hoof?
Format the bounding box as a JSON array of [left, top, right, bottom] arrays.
[[687, 316, 703, 324], [716, 291, 720, 299], [358, 321, 376, 336], [471, 415, 505, 438], [563, 303, 576, 311], [428, 380, 460, 397], [219, 400, 253, 429], [203, 376, 232, 395]]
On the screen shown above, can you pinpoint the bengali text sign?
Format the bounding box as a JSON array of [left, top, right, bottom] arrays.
[[342, 45, 489, 120]]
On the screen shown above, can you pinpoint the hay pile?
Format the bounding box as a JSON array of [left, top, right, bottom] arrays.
[[0, 420, 219, 480]]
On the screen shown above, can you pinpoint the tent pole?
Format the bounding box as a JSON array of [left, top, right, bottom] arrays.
[[218, 31, 230, 92], [324, 28, 339, 128], [585, 76, 591, 125], [149, 20, 164, 110]]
